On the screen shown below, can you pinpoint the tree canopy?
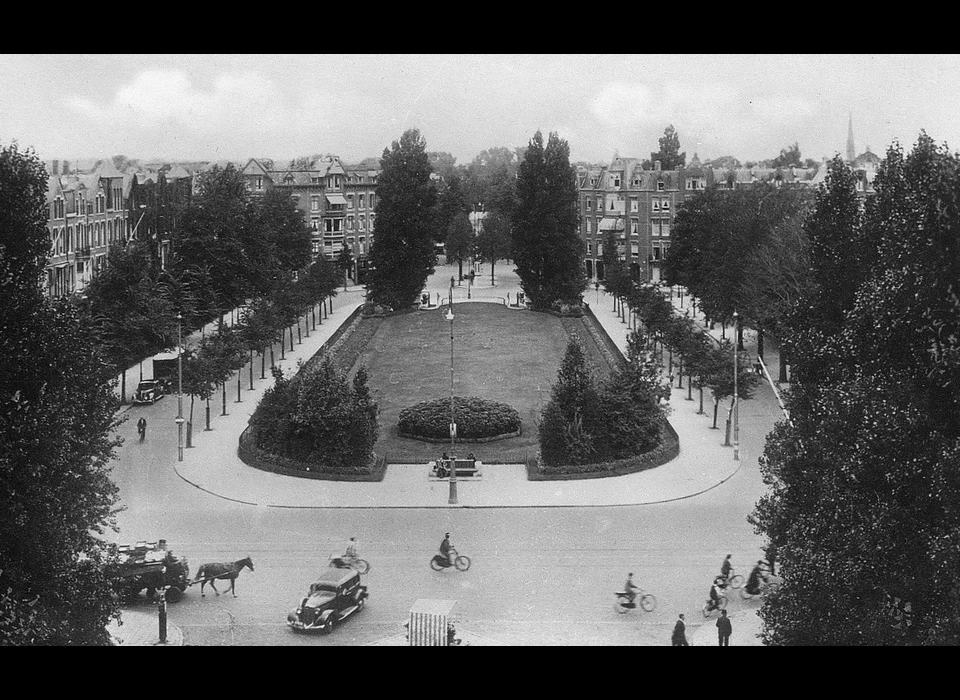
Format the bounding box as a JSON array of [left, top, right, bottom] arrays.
[[366, 129, 438, 309], [643, 125, 686, 170], [1, 143, 122, 645], [512, 130, 585, 309]]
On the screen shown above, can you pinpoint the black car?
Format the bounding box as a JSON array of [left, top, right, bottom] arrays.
[[287, 566, 368, 633], [133, 379, 164, 405]]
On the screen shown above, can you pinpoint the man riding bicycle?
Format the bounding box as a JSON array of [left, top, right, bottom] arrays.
[[707, 576, 725, 611], [745, 560, 766, 596], [439, 533, 453, 567], [624, 573, 641, 606], [331, 536, 358, 568], [718, 554, 733, 588]]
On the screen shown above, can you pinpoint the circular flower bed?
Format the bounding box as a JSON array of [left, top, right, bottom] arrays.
[[398, 396, 521, 442]]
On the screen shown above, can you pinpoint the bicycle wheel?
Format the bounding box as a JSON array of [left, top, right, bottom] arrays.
[[718, 595, 728, 610], [353, 559, 370, 575], [702, 601, 715, 618], [729, 574, 744, 590], [614, 596, 631, 614], [430, 556, 444, 571], [454, 555, 471, 571], [640, 594, 657, 612]]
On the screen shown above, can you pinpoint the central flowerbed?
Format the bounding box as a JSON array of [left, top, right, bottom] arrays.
[[398, 396, 522, 442]]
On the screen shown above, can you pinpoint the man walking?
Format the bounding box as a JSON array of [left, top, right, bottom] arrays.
[[717, 609, 732, 646], [671, 613, 688, 646], [137, 416, 147, 442]]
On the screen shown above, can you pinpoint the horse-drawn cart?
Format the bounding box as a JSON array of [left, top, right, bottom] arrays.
[[114, 540, 190, 603]]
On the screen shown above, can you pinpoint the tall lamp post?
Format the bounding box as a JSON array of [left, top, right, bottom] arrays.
[[445, 280, 458, 505], [176, 313, 184, 461], [733, 310, 740, 461]]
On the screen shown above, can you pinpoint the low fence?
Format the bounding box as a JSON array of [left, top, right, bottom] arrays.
[[237, 425, 387, 482]]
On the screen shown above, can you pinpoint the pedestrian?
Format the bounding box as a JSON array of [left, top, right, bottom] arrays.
[[137, 416, 147, 442], [671, 613, 688, 646], [717, 609, 732, 646]]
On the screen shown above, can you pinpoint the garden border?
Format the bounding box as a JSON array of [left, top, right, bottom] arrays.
[[238, 425, 387, 481]]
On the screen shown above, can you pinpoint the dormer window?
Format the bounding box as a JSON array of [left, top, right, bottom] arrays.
[[633, 178, 641, 187], [256, 176, 263, 190], [657, 181, 665, 192], [613, 175, 621, 187]]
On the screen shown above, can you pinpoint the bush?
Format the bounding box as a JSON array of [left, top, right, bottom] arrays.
[[398, 396, 521, 441], [249, 357, 379, 473]]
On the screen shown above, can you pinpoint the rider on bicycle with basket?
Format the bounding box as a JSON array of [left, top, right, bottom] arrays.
[[745, 560, 766, 596]]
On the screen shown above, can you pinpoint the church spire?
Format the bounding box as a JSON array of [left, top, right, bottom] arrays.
[[847, 115, 856, 163]]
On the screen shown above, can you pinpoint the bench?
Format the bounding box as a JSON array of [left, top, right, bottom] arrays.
[[432, 458, 479, 478]]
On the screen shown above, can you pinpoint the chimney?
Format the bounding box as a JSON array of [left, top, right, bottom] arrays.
[[51, 159, 59, 175], [655, 160, 662, 171]]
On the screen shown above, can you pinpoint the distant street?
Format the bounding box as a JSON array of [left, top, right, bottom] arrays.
[[110, 264, 782, 645]]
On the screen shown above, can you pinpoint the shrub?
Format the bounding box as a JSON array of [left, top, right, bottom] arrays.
[[249, 356, 379, 473], [398, 396, 521, 441]]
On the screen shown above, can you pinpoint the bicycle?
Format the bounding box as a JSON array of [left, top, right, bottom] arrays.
[[702, 593, 728, 617], [718, 568, 744, 591], [614, 589, 657, 614], [740, 573, 780, 599], [329, 554, 370, 575]]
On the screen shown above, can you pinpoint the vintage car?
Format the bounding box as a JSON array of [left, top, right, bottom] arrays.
[[287, 566, 368, 633], [132, 379, 164, 405]]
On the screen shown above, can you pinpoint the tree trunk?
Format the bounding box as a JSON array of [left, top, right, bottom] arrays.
[[712, 398, 719, 429], [458, 259, 463, 282], [698, 386, 705, 414], [491, 259, 495, 286], [289, 325, 294, 351], [737, 324, 745, 351], [757, 326, 764, 359], [120, 370, 126, 405], [280, 330, 286, 360]]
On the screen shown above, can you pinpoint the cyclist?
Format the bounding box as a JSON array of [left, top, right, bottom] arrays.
[[331, 536, 358, 568], [707, 576, 725, 611], [624, 572, 641, 606], [439, 532, 453, 567], [745, 560, 766, 596], [718, 553, 733, 588]]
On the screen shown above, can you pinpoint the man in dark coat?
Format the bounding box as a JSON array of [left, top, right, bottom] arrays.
[[717, 609, 732, 646], [671, 613, 688, 646]]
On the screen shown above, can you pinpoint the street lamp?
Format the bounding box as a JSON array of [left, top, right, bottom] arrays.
[[733, 310, 740, 461], [176, 313, 185, 457], [445, 280, 458, 505]]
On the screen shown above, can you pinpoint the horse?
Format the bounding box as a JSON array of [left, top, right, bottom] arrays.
[[192, 556, 255, 597]]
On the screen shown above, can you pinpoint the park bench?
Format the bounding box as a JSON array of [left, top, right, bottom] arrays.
[[431, 457, 479, 478]]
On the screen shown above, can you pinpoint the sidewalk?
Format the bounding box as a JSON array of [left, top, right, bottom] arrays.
[[107, 610, 184, 646]]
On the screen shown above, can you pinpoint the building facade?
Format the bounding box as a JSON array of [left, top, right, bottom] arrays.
[[44, 161, 131, 297], [240, 157, 379, 281]]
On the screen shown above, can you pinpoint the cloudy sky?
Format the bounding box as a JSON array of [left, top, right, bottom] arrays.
[[2, 54, 959, 167]]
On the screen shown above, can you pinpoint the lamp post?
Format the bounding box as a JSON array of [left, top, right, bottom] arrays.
[[733, 310, 740, 461], [176, 313, 184, 461], [445, 280, 458, 505]]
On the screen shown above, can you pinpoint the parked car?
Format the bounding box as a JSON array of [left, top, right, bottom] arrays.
[[287, 567, 367, 633], [133, 379, 164, 405]]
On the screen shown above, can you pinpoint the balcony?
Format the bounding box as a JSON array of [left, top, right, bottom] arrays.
[[77, 246, 92, 260]]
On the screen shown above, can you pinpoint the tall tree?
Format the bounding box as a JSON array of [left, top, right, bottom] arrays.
[[475, 210, 512, 285], [434, 173, 469, 247], [643, 125, 686, 170], [367, 129, 438, 309], [771, 142, 803, 168], [445, 212, 474, 282], [512, 130, 585, 309], [0, 143, 122, 645]]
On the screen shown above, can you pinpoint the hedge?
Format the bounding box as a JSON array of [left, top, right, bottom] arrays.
[[398, 396, 521, 441]]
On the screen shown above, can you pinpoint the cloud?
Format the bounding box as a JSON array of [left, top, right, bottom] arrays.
[[65, 69, 340, 157]]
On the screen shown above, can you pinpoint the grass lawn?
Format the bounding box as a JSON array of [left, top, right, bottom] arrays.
[[346, 303, 612, 463]]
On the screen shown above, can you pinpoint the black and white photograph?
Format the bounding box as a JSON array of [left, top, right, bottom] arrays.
[[1, 53, 958, 646]]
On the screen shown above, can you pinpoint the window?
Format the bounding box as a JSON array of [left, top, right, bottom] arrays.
[[358, 215, 365, 231], [311, 217, 320, 230], [630, 198, 638, 212], [312, 241, 320, 254], [347, 194, 354, 208], [54, 197, 64, 219], [347, 216, 354, 230], [369, 194, 375, 208], [586, 242, 593, 255], [586, 199, 593, 210], [652, 200, 660, 212], [613, 175, 621, 187], [358, 194, 365, 208], [590, 177, 597, 186], [657, 181, 665, 192], [596, 198, 602, 210], [633, 177, 641, 186], [597, 242, 603, 255], [662, 223, 671, 237], [609, 199, 616, 211], [652, 245, 662, 260], [311, 195, 320, 212], [662, 199, 671, 211], [631, 218, 639, 235], [256, 176, 263, 190]]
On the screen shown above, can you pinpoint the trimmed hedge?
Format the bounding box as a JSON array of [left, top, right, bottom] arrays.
[[398, 396, 521, 441]]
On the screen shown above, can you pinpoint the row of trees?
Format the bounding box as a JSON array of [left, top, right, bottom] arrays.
[[748, 135, 960, 645]]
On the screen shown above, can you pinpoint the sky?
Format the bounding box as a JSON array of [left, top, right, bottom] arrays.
[[3, 54, 960, 168]]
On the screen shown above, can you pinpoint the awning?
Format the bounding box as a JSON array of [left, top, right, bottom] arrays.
[[599, 217, 624, 231], [325, 193, 348, 206]]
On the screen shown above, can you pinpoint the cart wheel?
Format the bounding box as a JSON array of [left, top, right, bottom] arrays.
[[353, 559, 370, 575], [454, 555, 471, 571], [640, 594, 657, 612], [164, 586, 183, 603]]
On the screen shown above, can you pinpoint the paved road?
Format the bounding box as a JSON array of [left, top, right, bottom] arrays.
[[110, 263, 782, 646]]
